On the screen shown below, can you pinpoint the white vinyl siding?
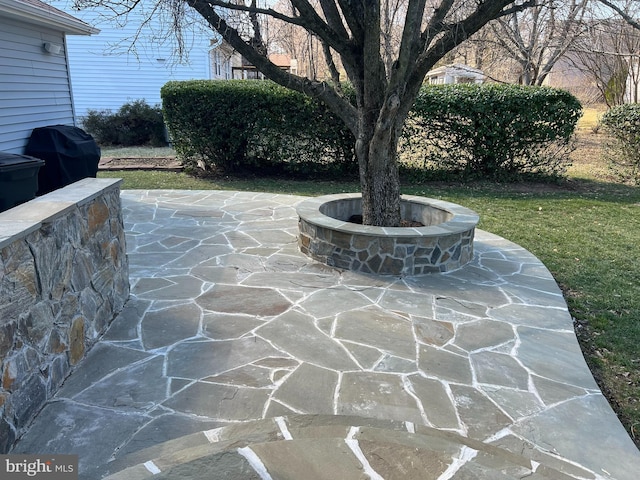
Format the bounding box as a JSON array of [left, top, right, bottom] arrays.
[[51, 3, 211, 119], [0, 17, 75, 153], [210, 48, 232, 80]]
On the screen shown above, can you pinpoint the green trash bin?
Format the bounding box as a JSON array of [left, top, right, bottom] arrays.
[[0, 152, 45, 213]]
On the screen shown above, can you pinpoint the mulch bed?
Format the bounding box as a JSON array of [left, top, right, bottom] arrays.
[[98, 157, 182, 171]]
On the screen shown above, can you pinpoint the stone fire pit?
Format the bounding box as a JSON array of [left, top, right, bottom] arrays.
[[297, 193, 479, 275]]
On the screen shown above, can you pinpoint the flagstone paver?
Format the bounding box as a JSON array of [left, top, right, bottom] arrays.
[[10, 190, 640, 479]]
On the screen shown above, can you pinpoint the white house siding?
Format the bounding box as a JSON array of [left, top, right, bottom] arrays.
[[624, 59, 640, 104], [210, 43, 233, 80], [426, 64, 485, 85], [0, 17, 75, 153], [51, 2, 212, 119]]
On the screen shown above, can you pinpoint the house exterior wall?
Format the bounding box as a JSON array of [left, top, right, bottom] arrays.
[[51, 2, 211, 119], [210, 42, 233, 80], [624, 59, 640, 104], [426, 64, 485, 85], [0, 17, 75, 154]]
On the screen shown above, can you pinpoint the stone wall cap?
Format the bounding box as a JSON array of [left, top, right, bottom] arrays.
[[0, 220, 41, 248], [1, 200, 76, 224], [0, 178, 123, 247], [297, 193, 479, 238], [36, 178, 123, 206]]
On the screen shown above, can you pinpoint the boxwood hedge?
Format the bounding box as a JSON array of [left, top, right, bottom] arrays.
[[161, 80, 356, 177], [162, 81, 581, 181], [601, 104, 640, 185], [402, 84, 582, 180]]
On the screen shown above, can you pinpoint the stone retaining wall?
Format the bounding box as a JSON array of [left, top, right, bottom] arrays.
[[0, 178, 129, 453]]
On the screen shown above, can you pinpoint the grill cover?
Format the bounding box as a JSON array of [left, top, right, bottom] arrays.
[[25, 125, 100, 195]]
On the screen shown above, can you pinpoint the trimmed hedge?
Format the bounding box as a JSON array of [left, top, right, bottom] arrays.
[[162, 81, 581, 181], [601, 104, 640, 185], [402, 84, 582, 180], [161, 80, 356, 177], [82, 100, 166, 147]]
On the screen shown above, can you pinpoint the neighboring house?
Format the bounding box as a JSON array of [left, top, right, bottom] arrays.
[[49, 0, 215, 119], [232, 53, 297, 79], [426, 64, 485, 85], [209, 39, 297, 80], [210, 39, 233, 80], [0, 0, 96, 154], [624, 58, 640, 104]]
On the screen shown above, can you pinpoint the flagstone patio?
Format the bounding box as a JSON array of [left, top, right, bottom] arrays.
[[11, 190, 640, 479]]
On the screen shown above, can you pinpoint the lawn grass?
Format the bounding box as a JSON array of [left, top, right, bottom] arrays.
[[577, 104, 607, 133], [98, 130, 640, 446]]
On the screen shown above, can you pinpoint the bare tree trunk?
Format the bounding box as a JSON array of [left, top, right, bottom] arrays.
[[356, 113, 402, 226]]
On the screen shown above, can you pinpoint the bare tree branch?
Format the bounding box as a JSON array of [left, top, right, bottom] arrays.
[[599, 0, 640, 30], [319, 0, 349, 39], [320, 38, 341, 86], [485, 0, 588, 85]]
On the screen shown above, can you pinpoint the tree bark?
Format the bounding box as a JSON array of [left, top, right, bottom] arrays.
[[356, 98, 403, 226]]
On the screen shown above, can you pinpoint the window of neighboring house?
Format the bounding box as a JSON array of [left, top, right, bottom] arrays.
[[212, 50, 225, 78]]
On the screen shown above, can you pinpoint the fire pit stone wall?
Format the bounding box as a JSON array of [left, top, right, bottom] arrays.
[[297, 194, 479, 276]]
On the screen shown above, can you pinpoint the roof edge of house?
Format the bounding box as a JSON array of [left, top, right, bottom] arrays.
[[0, 0, 99, 35]]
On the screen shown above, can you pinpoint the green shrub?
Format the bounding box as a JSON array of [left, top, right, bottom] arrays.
[[402, 84, 582, 180], [82, 100, 166, 147], [161, 81, 580, 182], [161, 80, 356, 177], [601, 104, 640, 185]]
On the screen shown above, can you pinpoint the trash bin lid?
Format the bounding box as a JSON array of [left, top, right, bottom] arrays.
[[0, 152, 45, 171]]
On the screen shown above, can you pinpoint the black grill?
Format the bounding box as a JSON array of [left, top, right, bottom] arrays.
[[25, 125, 100, 195]]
